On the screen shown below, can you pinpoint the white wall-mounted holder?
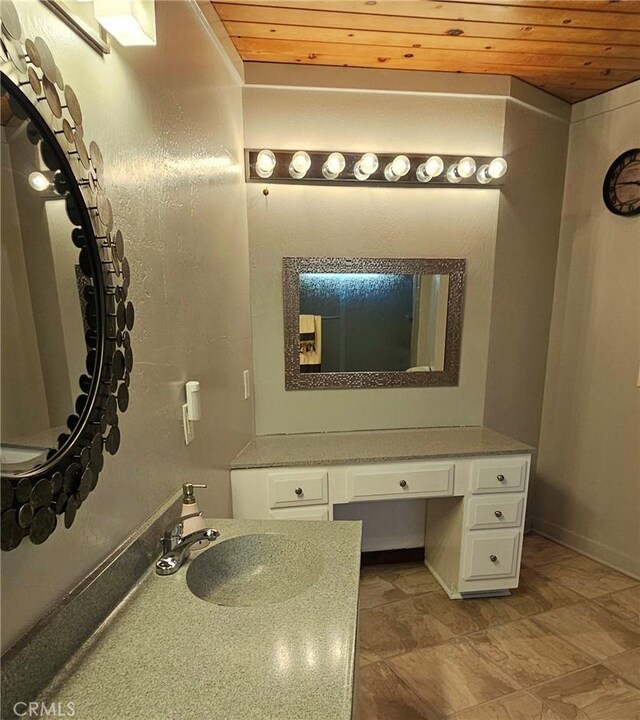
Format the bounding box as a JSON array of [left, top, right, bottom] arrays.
[[246, 150, 507, 188], [182, 381, 201, 445]]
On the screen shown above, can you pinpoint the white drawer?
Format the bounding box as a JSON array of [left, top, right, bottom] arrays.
[[268, 469, 328, 509], [471, 457, 528, 494], [347, 461, 454, 501], [467, 495, 525, 530], [269, 506, 329, 521], [463, 530, 521, 581]]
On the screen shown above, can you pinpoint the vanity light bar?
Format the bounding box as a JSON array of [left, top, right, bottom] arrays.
[[245, 150, 507, 187]]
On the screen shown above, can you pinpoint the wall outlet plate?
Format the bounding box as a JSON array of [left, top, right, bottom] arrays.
[[243, 370, 251, 400], [182, 403, 194, 445]]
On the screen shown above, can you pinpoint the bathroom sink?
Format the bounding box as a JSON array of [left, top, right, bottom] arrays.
[[185, 533, 323, 607]]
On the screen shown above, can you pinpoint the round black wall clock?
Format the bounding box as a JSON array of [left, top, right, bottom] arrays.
[[602, 148, 640, 217]]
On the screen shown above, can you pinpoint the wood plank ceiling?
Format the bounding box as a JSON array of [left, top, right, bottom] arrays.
[[212, 0, 640, 102]]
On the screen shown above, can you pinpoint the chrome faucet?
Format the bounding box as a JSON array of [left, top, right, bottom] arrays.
[[155, 511, 219, 576]]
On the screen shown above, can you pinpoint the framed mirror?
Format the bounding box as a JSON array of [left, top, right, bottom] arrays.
[[283, 257, 465, 390], [0, 11, 133, 551]]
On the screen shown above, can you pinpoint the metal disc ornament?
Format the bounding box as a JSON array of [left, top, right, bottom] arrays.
[[64, 84, 82, 126], [33, 37, 56, 84], [0, 0, 22, 41]]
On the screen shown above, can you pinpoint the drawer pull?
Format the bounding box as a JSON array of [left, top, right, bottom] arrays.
[[399, 480, 408, 488], [294, 487, 303, 496], [496, 474, 506, 482], [490, 554, 498, 562], [494, 510, 503, 518]]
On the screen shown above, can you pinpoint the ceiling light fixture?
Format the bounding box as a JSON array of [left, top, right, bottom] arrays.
[[94, 0, 156, 46]]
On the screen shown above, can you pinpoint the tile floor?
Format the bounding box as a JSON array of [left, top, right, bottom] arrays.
[[356, 533, 640, 719]]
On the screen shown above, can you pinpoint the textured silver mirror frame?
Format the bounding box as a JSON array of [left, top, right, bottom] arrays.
[[283, 257, 465, 391]]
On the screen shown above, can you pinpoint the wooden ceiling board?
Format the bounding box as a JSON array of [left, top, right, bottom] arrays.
[[444, 0, 640, 11], [219, 0, 640, 31], [212, 0, 640, 102], [215, 4, 640, 49], [233, 37, 640, 75], [226, 22, 640, 68]]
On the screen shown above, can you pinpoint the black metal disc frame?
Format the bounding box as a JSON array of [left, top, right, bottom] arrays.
[[2, 74, 106, 477], [0, 33, 134, 551]]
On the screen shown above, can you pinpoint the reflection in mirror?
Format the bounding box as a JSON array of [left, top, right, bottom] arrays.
[[0, 99, 91, 473], [283, 257, 465, 390], [2, 33, 134, 550], [299, 273, 450, 373]]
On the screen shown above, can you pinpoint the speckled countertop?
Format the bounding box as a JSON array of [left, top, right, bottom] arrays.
[[230, 426, 534, 470], [42, 518, 362, 720]]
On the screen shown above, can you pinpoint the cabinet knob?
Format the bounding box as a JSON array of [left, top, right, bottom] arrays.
[[399, 479, 408, 488], [496, 474, 506, 482], [294, 487, 303, 496], [490, 554, 498, 562], [494, 510, 503, 518]]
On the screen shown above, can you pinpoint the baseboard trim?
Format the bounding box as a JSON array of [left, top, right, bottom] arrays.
[[460, 589, 511, 599], [361, 546, 424, 566], [423, 558, 460, 599], [532, 517, 640, 580], [524, 515, 534, 533]]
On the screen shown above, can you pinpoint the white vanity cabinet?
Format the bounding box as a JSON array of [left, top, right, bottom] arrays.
[[231, 450, 532, 599], [231, 466, 331, 519], [423, 454, 531, 598]]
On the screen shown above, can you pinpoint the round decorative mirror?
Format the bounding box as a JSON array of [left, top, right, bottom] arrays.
[[0, 4, 134, 550]]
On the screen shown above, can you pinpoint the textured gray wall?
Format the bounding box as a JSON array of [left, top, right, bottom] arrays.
[[483, 101, 569, 448], [535, 82, 640, 576], [1, 1, 254, 650], [243, 86, 505, 435]]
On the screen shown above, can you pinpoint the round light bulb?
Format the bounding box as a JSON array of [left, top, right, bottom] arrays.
[[384, 154, 411, 182], [488, 157, 508, 179], [457, 156, 476, 179], [391, 155, 410, 177], [255, 149, 276, 179], [28, 171, 50, 191], [425, 155, 444, 177], [322, 152, 346, 179], [476, 164, 492, 184], [360, 152, 378, 175], [289, 151, 311, 179], [446, 164, 462, 184], [360, 153, 378, 175], [354, 152, 379, 181], [416, 163, 432, 183]]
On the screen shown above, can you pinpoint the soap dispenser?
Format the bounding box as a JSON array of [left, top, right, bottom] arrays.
[[181, 483, 208, 551]]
